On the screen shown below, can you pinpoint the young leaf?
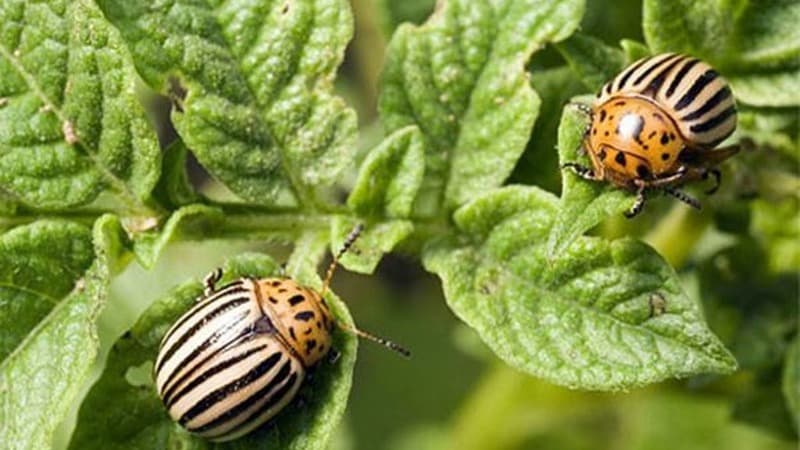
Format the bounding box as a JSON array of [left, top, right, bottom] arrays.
[[69, 252, 357, 450], [331, 216, 413, 274], [348, 126, 425, 219], [547, 100, 630, 258], [0, 0, 160, 211], [0, 214, 125, 450], [338, 126, 424, 273], [379, 0, 585, 214], [98, 0, 357, 206], [0, 220, 93, 359], [424, 186, 736, 390], [555, 33, 626, 92]]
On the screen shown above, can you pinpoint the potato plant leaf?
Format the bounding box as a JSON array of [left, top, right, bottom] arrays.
[[424, 186, 736, 390], [0, 0, 160, 211], [97, 0, 357, 206], [379, 0, 585, 214], [547, 100, 630, 258], [0, 214, 126, 450]]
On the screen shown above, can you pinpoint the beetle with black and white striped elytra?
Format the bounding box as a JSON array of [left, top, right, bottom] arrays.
[[154, 225, 409, 442], [563, 53, 739, 217]]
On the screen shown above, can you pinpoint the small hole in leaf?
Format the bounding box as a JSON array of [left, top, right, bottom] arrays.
[[125, 361, 155, 388]]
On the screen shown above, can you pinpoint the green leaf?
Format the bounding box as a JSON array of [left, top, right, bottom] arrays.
[[643, 0, 800, 107], [348, 126, 425, 219], [331, 216, 413, 274], [547, 100, 631, 258], [0, 214, 125, 450], [424, 185, 736, 390], [752, 197, 800, 274], [555, 33, 626, 92], [379, 0, 585, 214], [620, 39, 652, 62], [784, 336, 800, 431], [70, 252, 357, 450], [98, 0, 357, 206], [0, 0, 160, 211], [153, 139, 200, 208], [510, 66, 585, 193], [0, 220, 93, 359], [132, 204, 225, 269]]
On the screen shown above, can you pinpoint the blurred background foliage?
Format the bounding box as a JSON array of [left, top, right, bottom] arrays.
[[55, 0, 797, 449]]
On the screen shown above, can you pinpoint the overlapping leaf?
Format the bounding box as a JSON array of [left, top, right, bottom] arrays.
[[424, 186, 736, 390], [0, 215, 126, 450], [97, 0, 357, 206], [379, 0, 585, 214], [0, 0, 160, 211]]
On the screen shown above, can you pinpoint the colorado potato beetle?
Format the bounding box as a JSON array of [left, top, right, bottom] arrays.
[[154, 225, 409, 441], [563, 53, 739, 217]]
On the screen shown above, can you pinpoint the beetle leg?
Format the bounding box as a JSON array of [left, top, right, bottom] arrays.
[[702, 168, 721, 194], [562, 162, 600, 181], [326, 347, 341, 365], [663, 186, 701, 210], [202, 268, 223, 298], [625, 181, 647, 218]]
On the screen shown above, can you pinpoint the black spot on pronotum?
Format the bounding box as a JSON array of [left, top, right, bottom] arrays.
[[669, 132, 676, 140], [636, 164, 650, 179], [652, 112, 666, 123], [661, 153, 670, 161], [288, 294, 305, 306], [660, 132, 670, 145], [305, 339, 317, 354], [304, 328, 312, 335], [597, 148, 607, 161], [614, 100, 626, 106], [294, 311, 315, 322], [614, 152, 627, 167], [599, 109, 607, 122], [289, 326, 297, 341], [648, 131, 657, 139], [270, 281, 281, 287], [592, 128, 597, 135], [268, 296, 279, 304], [604, 131, 610, 136]]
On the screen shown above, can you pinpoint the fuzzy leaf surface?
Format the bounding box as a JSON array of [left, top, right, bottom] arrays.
[[0, 0, 160, 210], [97, 0, 357, 205], [0, 215, 124, 450], [424, 186, 736, 390], [379, 0, 585, 213]]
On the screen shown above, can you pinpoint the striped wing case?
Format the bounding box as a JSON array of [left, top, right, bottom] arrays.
[[154, 279, 305, 441], [597, 53, 737, 148]]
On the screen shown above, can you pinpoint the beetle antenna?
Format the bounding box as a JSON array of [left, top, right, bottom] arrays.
[[336, 321, 411, 358], [320, 223, 364, 297]]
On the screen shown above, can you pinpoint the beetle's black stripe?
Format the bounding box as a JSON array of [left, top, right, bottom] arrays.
[[615, 57, 650, 91], [689, 105, 736, 134], [645, 54, 684, 93], [189, 359, 294, 433], [220, 372, 300, 438], [674, 69, 719, 110], [160, 283, 248, 346], [156, 296, 250, 374], [179, 351, 284, 425], [680, 86, 732, 121], [164, 342, 268, 408], [632, 53, 678, 86], [665, 57, 700, 98], [161, 329, 255, 401]]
